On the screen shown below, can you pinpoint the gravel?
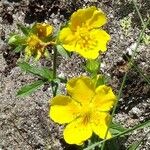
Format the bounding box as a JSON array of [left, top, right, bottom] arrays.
[[0, 0, 149, 149]]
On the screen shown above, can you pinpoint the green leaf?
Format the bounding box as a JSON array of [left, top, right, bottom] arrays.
[[57, 77, 67, 83], [18, 62, 53, 81], [110, 122, 127, 136], [40, 67, 53, 81], [8, 35, 25, 46], [56, 45, 70, 58], [94, 74, 106, 87], [92, 74, 108, 88], [17, 24, 31, 35], [17, 80, 45, 97], [86, 59, 100, 74], [14, 45, 25, 53]]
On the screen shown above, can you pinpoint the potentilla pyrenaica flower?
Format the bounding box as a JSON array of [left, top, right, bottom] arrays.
[[58, 6, 110, 59], [49, 76, 116, 145], [25, 23, 53, 60]]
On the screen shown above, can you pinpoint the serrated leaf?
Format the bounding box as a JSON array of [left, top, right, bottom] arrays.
[[18, 62, 53, 81], [110, 122, 127, 135], [17, 80, 45, 97], [56, 45, 70, 58], [17, 24, 31, 35]]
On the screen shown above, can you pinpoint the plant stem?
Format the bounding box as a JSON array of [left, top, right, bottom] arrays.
[[51, 46, 57, 97], [133, 0, 145, 27], [51, 81, 58, 97], [53, 46, 57, 79]]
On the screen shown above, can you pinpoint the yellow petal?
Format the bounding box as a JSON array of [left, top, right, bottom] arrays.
[[70, 6, 107, 30], [92, 29, 111, 52], [63, 117, 92, 145], [49, 95, 80, 124], [92, 112, 111, 139], [26, 34, 41, 47], [45, 24, 53, 36], [93, 85, 116, 111], [87, 8, 107, 29], [66, 76, 95, 105], [58, 27, 77, 51], [70, 6, 96, 30], [78, 50, 99, 59], [35, 23, 53, 37]]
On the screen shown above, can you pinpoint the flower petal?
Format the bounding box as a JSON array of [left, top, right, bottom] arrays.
[[63, 118, 92, 145], [35, 23, 53, 38], [70, 6, 106, 30], [92, 29, 111, 52], [70, 6, 96, 30], [78, 50, 99, 60], [87, 8, 107, 29], [67, 76, 95, 105], [58, 27, 77, 51], [93, 85, 116, 111], [49, 95, 80, 124], [26, 34, 41, 47], [92, 112, 111, 139]]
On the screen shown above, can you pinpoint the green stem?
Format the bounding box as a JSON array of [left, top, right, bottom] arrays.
[[51, 46, 58, 97], [133, 0, 145, 27], [53, 46, 57, 79], [51, 81, 58, 97]]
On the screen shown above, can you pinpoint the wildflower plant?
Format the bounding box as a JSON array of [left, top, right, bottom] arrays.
[[8, 5, 150, 150], [9, 23, 54, 60], [58, 6, 110, 59]]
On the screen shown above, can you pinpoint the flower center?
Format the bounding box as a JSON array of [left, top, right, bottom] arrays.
[[76, 26, 96, 50], [81, 104, 94, 125], [82, 111, 91, 125]]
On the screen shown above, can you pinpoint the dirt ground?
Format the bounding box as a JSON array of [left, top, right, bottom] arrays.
[[0, 0, 150, 150]]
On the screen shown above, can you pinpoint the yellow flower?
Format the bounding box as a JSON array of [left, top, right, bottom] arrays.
[[34, 23, 53, 39], [25, 34, 47, 60], [25, 23, 54, 60], [58, 6, 110, 59], [49, 76, 116, 145]]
